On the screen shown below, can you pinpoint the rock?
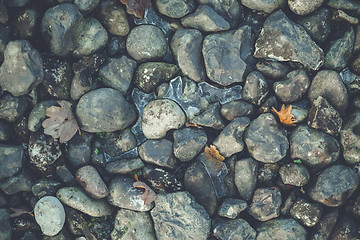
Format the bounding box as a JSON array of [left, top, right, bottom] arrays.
[[72, 53, 106, 75], [256, 218, 307, 240], [4, 0, 30, 7], [243, 71, 269, 106], [213, 219, 256, 240], [170, 29, 206, 82], [248, 187, 282, 221], [0, 169, 34, 194], [329, 215, 360, 240], [0, 2, 8, 24], [126, 25, 167, 62], [288, 0, 324, 15], [134, 62, 180, 93], [0, 40, 44, 96], [0, 209, 11, 240], [28, 100, 57, 132], [241, 0, 285, 13], [106, 158, 144, 174], [308, 165, 359, 207], [255, 60, 290, 79], [41, 3, 84, 56], [244, 113, 289, 163], [72, 17, 108, 58], [234, 158, 258, 201], [0, 144, 23, 180], [66, 131, 93, 168], [341, 111, 360, 164], [111, 209, 156, 240], [57, 186, 112, 217], [98, 0, 129, 36], [273, 69, 310, 103], [213, 117, 250, 157], [76, 88, 136, 132], [155, 0, 195, 18], [327, 0, 360, 15], [75, 165, 109, 199], [142, 99, 185, 139], [307, 96, 342, 136], [217, 198, 248, 219], [181, 5, 230, 32], [32, 179, 61, 198], [173, 128, 207, 162], [138, 139, 177, 169], [96, 130, 136, 158], [143, 166, 183, 193], [290, 198, 323, 227], [98, 56, 137, 94], [279, 163, 309, 187], [0, 120, 11, 141], [28, 132, 62, 174], [309, 209, 338, 240], [11, 8, 38, 39], [192, 103, 226, 130], [74, 0, 99, 13], [0, 25, 10, 63], [220, 100, 253, 121], [34, 196, 65, 236], [297, 8, 331, 43], [254, 10, 324, 71], [308, 70, 348, 113], [70, 69, 92, 100], [56, 165, 75, 186], [202, 25, 255, 86], [290, 125, 340, 170], [150, 192, 211, 240]]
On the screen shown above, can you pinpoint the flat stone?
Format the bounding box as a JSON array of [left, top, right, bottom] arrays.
[[248, 187, 282, 221], [0, 144, 24, 180], [173, 128, 207, 162], [155, 0, 195, 18], [220, 100, 254, 121], [213, 219, 256, 240], [341, 111, 360, 164], [290, 198, 323, 227], [75, 165, 109, 199], [106, 158, 145, 174], [256, 218, 307, 240], [243, 71, 269, 106], [217, 198, 248, 219], [192, 102, 226, 130], [138, 139, 177, 169], [234, 158, 258, 201], [279, 163, 309, 187], [288, 0, 324, 15]]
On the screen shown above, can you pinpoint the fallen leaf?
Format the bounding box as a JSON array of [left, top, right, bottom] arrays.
[[119, 0, 151, 19], [133, 181, 157, 204], [42, 100, 80, 143], [272, 104, 297, 126], [204, 145, 225, 162]]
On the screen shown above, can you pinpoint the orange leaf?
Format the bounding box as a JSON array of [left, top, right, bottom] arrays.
[[133, 180, 157, 204], [119, 0, 151, 19], [204, 145, 225, 162], [271, 104, 297, 126]]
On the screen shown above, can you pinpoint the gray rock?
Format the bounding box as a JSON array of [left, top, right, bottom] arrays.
[[327, 0, 360, 16], [76, 165, 109, 199], [243, 71, 269, 106], [0, 2, 7, 24], [12, 8, 38, 39], [192, 102, 226, 130], [290, 125, 340, 170], [150, 192, 211, 240], [297, 8, 331, 43], [96, 130, 137, 158], [155, 0, 195, 18], [248, 187, 282, 221], [106, 158, 144, 174], [244, 113, 289, 163], [290, 198, 323, 227], [142, 99, 185, 139], [66, 132, 93, 168], [213, 219, 256, 240], [308, 70, 349, 113], [28, 132, 62, 174], [126, 25, 167, 62], [217, 198, 248, 219], [273, 69, 310, 103], [308, 165, 359, 207], [98, 0, 129, 36], [34, 196, 65, 236], [0, 25, 10, 63], [255, 60, 290, 79], [288, 0, 324, 15], [241, 0, 285, 13], [235, 158, 258, 201], [202, 25, 255, 86], [57, 186, 112, 217], [0, 120, 11, 142], [309, 209, 338, 240], [173, 128, 207, 162], [76, 88, 136, 132], [324, 26, 355, 71], [28, 100, 57, 132], [138, 139, 177, 169], [256, 218, 307, 240], [213, 117, 250, 157], [341, 111, 360, 164], [0, 209, 11, 240], [0, 40, 43, 96], [107, 176, 154, 211], [41, 3, 84, 56], [98, 56, 137, 94], [220, 100, 254, 121], [56, 165, 75, 186], [31, 179, 61, 198], [74, 0, 99, 13], [254, 10, 324, 71], [0, 169, 34, 194], [181, 5, 230, 32], [329, 215, 360, 240], [111, 209, 156, 240], [4, 0, 30, 7], [142, 166, 183, 192], [70, 69, 92, 100], [0, 144, 23, 180], [279, 163, 309, 187], [170, 29, 206, 82], [307, 96, 342, 136], [72, 17, 108, 58]]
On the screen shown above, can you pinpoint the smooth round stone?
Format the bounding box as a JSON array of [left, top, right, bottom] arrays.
[[75, 165, 109, 199], [34, 196, 65, 237], [74, 0, 99, 12], [279, 163, 310, 187], [155, 0, 195, 18], [341, 111, 360, 164], [289, 0, 324, 15], [241, 0, 286, 13], [98, 0, 129, 36], [142, 99, 186, 139]]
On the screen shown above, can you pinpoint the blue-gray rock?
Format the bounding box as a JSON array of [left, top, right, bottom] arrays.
[[220, 100, 254, 121], [31, 179, 61, 198], [98, 0, 129, 36], [173, 128, 207, 162], [0, 209, 11, 240], [217, 198, 248, 219], [309, 209, 338, 240], [155, 0, 195, 18], [248, 187, 282, 221], [279, 163, 309, 187], [96, 129, 137, 157], [70, 68, 92, 100], [138, 139, 177, 169], [254, 10, 324, 70], [341, 111, 360, 164], [288, 0, 324, 15], [241, 0, 285, 13], [0, 40, 43, 96], [243, 71, 269, 106], [255, 60, 290, 79], [76, 88, 136, 132], [234, 158, 258, 201], [0, 24, 10, 62], [28, 100, 57, 132], [256, 218, 307, 240], [66, 131, 93, 168], [213, 219, 256, 240], [106, 158, 144, 174], [0, 169, 34, 194], [289, 198, 323, 227], [4, 0, 30, 7], [56, 165, 75, 186], [0, 144, 24, 180], [192, 103, 226, 130], [74, 0, 99, 13], [0, 120, 11, 141], [151, 192, 211, 240]]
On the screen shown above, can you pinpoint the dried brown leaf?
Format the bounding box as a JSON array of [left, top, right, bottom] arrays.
[[204, 145, 225, 162], [133, 180, 157, 204], [119, 0, 151, 19]]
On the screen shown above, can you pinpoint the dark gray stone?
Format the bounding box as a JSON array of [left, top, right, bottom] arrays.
[[76, 88, 136, 132], [235, 158, 258, 201], [243, 71, 269, 106], [248, 187, 282, 221], [256, 218, 307, 240], [308, 165, 359, 207], [150, 192, 211, 240], [142, 166, 183, 192], [213, 219, 256, 240], [96, 129, 137, 157], [221, 100, 254, 121], [138, 139, 177, 169], [217, 198, 248, 219], [255, 60, 290, 79], [66, 132, 93, 168], [12, 8, 38, 39], [288, 0, 324, 15], [0, 40, 44, 96], [310, 209, 338, 240], [279, 163, 309, 187], [173, 128, 207, 162], [192, 103, 226, 130], [297, 8, 331, 43], [98, 0, 129, 36], [0, 120, 11, 141], [0, 169, 34, 195], [56, 165, 75, 186], [31, 179, 61, 198], [4, 0, 30, 7], [244, 113, 289, 163], [74, 0, 100, 13], [155, 0, 195, 18], [327, 0, 360, 17], [28, 100, 57, 132], [290, 198, 323, 227], [70, 68, 92, 100], [0, 209, 11, 240], [0, 144, 23, 180], [254, 10, 324, 70], [0, 24, 10, 63], [341, 111, 360, 164], [329, 215, 360, 240], [106, 158, 144, 174], [290, 125, 340, 170], [198, 0, 242, 27]]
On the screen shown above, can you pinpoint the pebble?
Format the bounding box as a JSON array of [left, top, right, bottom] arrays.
[[75, 165, 109, 199], [288, 0, 325, 15], [256, 218, 307, 240], [192, 102, 226, 130], [142, 166, 183, 192], [0, 169, 34, 195], [0, 144, 24, 180], [70, 68, 92, 100], [173, 128, 207, 162], [235, 158, 258, 201], [0, 209, 11, 240], [241, 0, 285, 13], [213, 218, 256, 240], [341, 111, 360, 164], [289, 198, 323, 227], [31, 179, 61, 198], [248, 187, 282, 221], [138, 139, 177, 169], [98, 0, 129, 36], [96, 129, 137, 157], [28, 100, 57, 132], [309, 209, 338, 240], [74, 0, 99, 13], [255, 60, 290, 79], [155, 0, 195, 18], [11, 8, 38, 38], [66, 132, 93, 168], [279, 163, 309, 186], [217, 198, 248, 219], [297, 8, 331, 43], [243, 71, 269, 106], [106, 158, 145, 174]]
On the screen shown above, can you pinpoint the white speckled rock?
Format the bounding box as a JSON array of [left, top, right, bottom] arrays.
[[34, 196, 65, 236], [142, 99, 186, 139]]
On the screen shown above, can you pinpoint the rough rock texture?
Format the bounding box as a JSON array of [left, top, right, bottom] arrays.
[[241, 0, 285, 13], [0, 144, 24, 180], [173, 128, 207, 162], [256, 218, 307, 240], [213, 219, 256, 240], [248, 187, 282, 221], [289, 198, 322, 227], [288, 0, 325, 15], [234, 158, 258, 201], [341, 111, 360, 164], [138, 139, 177, 169]]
